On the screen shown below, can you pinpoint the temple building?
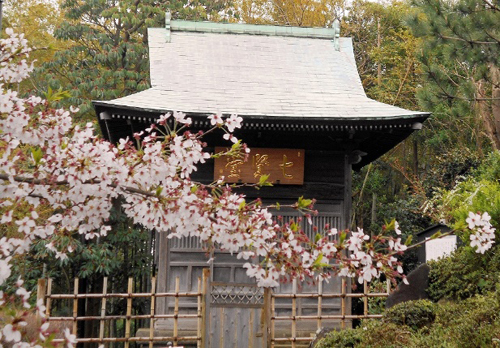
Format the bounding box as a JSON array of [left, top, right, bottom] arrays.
[[94, 17, 429, 348]]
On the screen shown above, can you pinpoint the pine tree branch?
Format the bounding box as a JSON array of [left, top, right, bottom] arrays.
[[484, 30, 500, 44], [439, 34, 497, 45], [481, 0, 500, 11]]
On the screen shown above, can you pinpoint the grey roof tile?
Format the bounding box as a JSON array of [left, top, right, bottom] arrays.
[[97, 27, 428, 120]]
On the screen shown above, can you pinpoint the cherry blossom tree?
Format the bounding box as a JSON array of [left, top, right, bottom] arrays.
[[0, 29, 496, 347]]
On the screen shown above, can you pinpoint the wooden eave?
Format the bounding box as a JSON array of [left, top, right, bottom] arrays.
[[94, 104, 429, 170]]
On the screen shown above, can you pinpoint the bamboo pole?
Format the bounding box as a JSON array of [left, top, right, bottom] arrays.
[[201, 269, 209, 348], [50, 336, 201, 343], [99, 277, 108, 344], [46, 278, 53, 318], [317, 279, 323, 332], [271, 290, 275, 348], [47, 313, 201, 321], [271, 292, 388, 299], [45, 292, 202, 299], [72, 278, 79, 336], [291, 279, 297, 348], [149, 276, 156, 348], [124, 277, 133, 348], [341, 278, 346, 329], [263, 287, 272, 348], [173, 277, 180, 346], [36, 279, 46, 321], [196, 277, 202, 348], [363, 280, 368, 318], [265, 314, 384, 320]]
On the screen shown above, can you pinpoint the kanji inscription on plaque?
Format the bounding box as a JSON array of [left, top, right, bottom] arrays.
[[214, 148, 305, 185]]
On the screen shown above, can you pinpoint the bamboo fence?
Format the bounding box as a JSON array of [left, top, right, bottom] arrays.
[[37, 274, 390, 348], [270, 278, 391, 347], [37, 276, 204, 348]]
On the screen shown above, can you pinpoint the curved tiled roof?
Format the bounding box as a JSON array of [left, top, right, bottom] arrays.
[[96, 21, 428, 121]]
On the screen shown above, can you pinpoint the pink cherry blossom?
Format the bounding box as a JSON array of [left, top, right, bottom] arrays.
[[208, 113, 224, 126]]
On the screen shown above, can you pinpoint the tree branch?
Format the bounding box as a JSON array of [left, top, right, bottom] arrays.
[[0, 173, 156, 197], [439, 34, 497, 45]]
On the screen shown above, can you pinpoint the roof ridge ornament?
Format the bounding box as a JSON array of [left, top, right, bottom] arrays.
[[165, 11, 172, 43], [333, 19, 340, 51]]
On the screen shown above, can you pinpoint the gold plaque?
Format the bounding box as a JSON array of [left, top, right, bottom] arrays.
[[214, 147, 305, 185]]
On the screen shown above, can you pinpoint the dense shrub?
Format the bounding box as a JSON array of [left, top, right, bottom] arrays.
[[383, 300, 436, 330], [314, 327, 363, 348], [428, 246, 499, 301], [314, 291, 500, 348], [314, 321, 414, 348], [419, 291, 500, 348], [425, 150, 500, 301]]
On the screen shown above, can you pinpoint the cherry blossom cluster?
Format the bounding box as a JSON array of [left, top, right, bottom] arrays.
[[0, 29, 412, 294], [242, 219, 411, 287], [466, 212, 496, 254]]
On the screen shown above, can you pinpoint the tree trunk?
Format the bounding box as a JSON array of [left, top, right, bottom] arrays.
[[480, 65, 500, 150], [413, 139, 418, 177], [490, 64, 500, 150], [371, 192, 377, 234]]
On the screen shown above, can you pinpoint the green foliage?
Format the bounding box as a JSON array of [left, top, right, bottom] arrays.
[[344, 0, 422, 110], [3, 0, 69, 96], [315, 292, 500, 348], [314, 327, 363, 348], [38, 0, 234, 122], [8, 205, 154, 300], [422, 148, 481, 195], [237, 0, 346, 27], [424, 151, 500, 301], [416, 291, 500, 348], [384, 300, 436, 330], [366, 279, 388, 315], [428, 247, 500, 302], [314, 320, 415, 348], [351, 161, 429, 273], [407, 0, 500, 152], [473, 150, 500, 183], [433, 292, 500, 348], [422, 150, 500, 233]]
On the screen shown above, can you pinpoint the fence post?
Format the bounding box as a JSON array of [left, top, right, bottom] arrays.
[[173, 277, 180, 346], [124, 277, 133, 348], [291, 279, 297, 348], [263, 287, 272, 348], [99, 277, 108, 344], [197, 277, 202, 348], [201, 268, 210, 348], [317, 279, 323, 332], [72, 278, 79, 337], [46, 278, 53, 317], [363, 280, 368, 318], [36, 279, 46, 321], [341, 278, 346, 329], [149, 276, 156, 348]]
